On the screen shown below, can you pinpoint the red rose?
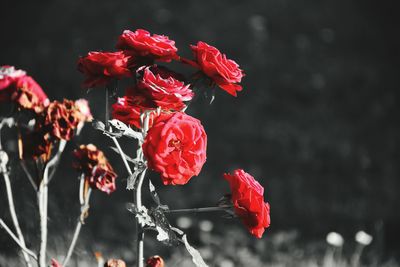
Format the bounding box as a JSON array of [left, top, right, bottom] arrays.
[[73, 144, 117, 194], [137, 66, 193, 110], [142, 112, 207, 185], [146, 256, 164, 267], [187, 41, 244, 96], [112, 87, 157, 129], [224, 169, 270, 238], [116, 29, 178, 63], [0, 66, 49, 112], [77, 51, 132, 88]]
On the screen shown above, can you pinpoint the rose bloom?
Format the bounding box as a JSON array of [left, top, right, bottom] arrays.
[[116, 29, 178, 63], [77, 51, 132, 88], [224, 169, 270, 238], [146, 256, 164, 267], [111, 86, 157, 129], [73, 144, 117, 194], [188, 41, 244, 96], [142, 112, 207, 185], [0, 65, 49, 112], [137, 66, 193, 111]]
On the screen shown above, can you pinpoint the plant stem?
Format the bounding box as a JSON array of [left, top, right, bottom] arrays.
[[20, 161, 38, 191], [38, 143, 64, 267], [62, 187, 92, 267], [111, 137, 133, 175], [105, 87, 110, 129], [1, 171, 33, 267], [165, 206, 233, 214], [0, 219, 37, 261], [134, 112, 151, 267]]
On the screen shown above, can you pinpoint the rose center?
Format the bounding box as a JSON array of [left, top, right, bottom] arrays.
[[168, 139, 183, 151]]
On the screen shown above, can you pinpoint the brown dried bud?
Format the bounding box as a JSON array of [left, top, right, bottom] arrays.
[[146, 255, 165, 267]]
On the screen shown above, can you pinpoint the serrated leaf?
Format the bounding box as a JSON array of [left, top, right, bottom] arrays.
[[127, 203, 155, 228], [109, 119, 143, 141], [182, 235, 208, 267]]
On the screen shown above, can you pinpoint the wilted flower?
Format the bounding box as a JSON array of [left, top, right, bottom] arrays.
[[73, 144, 117, 194], [326, 232, 344, 247], [145, 255, 164, 267], [104, 259, 126, 267], [355, 231, 373, 246], [0, 65, 49, 112], [19, 129, 52, 161]]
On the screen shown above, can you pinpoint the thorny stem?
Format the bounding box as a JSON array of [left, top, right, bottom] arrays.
[[0, 219, 37, 261], [165, 205, 233, 214], [62, 182, 92, 267]]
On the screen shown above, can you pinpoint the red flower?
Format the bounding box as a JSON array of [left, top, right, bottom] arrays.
[[77, 51, 132, 88], [137, 66, 193, 110], [0, 66, 49, 112], [142, 112, 207, 185], [146, 256, 165, 267], [187, 41, 244, 96], [112, 87, 157, 129], [116, 29, 178, 63], [51, 259, 62, 267], [73, 144, 117, 194], [224, 169, 270, 238]]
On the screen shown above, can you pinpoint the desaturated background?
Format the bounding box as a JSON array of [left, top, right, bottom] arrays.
[[1, 0, 400, 266]]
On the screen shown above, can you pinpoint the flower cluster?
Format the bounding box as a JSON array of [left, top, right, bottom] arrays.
[[20, 98, 93, 161], [73, 144, 117, 194]]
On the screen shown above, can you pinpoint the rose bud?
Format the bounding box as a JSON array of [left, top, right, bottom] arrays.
[[104, 259, 126, 267], [224, 169, 270, 238]]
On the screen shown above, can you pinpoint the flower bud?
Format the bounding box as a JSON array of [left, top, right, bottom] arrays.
[[326, 232, 344, 247], [355, 230, 373, 246], [146, 255, 164, 267]]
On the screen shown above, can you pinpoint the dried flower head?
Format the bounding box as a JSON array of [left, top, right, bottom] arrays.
[[73, 144, 117, 194]]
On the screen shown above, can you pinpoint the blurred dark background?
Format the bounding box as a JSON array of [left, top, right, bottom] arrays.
[[1, 0, 400, 266]]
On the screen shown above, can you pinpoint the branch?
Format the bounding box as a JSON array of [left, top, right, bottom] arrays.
[[62, 184, 92, 267], [1, 169, 33, 267], [165, 206, 233, 214], [0, 219, 37, 260]]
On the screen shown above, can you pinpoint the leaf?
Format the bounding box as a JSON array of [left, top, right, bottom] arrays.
[[126, 203, 155, 228], [126, 167, 145, 190], [108, 119, 143, 141], [92, 120, 105, 131], [149, 179, 160, 206], [182, 235, 209, 267]]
